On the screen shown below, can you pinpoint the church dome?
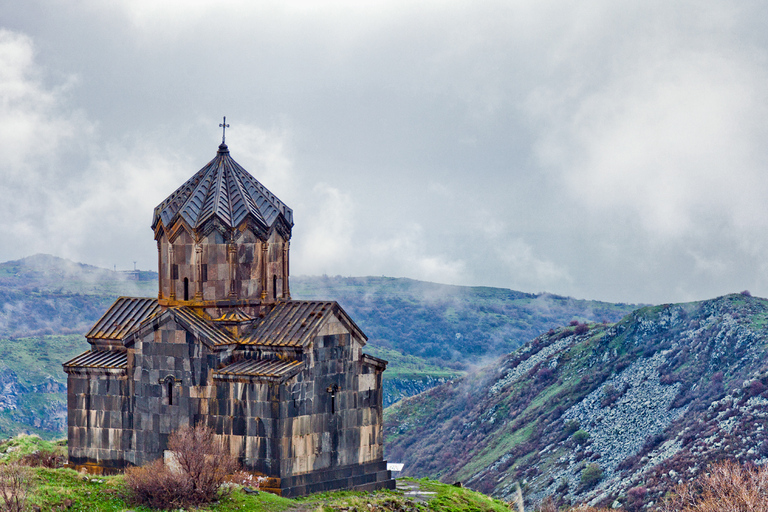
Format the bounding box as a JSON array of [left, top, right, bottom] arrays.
[[152, 143, 293, 240]]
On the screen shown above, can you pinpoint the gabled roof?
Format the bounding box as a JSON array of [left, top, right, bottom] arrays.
[[241, 300, 366, 347], [86, 298, 364, 352], [213, 358, 304, 382], [63, 350, 127, 370], [171, 307, 237, 347], [151, 143, 293, 238], [85, 297, 160, 343]]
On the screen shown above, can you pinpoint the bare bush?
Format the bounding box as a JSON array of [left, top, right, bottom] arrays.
[[660, 460, 768, 512], [574, 323, 589, 335], [0, 463, 33, 512], [19, 449, 65, 468], [125, 459, 187, 510], [126, 424, 240, 509]]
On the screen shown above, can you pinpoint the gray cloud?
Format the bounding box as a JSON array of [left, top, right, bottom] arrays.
[[1, 1, 768, 304]]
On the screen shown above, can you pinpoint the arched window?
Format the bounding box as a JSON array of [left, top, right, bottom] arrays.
[[163, 375, 175, 406], [183, 277, 189, 301]]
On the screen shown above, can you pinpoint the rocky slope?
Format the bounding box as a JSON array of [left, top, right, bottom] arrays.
[[385, 293, 768, 509]]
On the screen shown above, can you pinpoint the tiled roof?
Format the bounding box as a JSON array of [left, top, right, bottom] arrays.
[[214, 358, 304, 382], [85, 297, 160, 342], [63, 350, 127, 370], [241, 301, 352, 347], [151, 143, 293, 236]]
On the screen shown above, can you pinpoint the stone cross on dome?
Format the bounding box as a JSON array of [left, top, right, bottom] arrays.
[[219, 116, 230, 144]]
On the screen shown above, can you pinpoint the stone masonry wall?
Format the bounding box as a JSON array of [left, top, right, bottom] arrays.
[[126, 315, 227, 467], [277, 319, 385, 480], [158, 228, 288, 304], [205, 379, 281, 476], [67, 368, 130, 469]]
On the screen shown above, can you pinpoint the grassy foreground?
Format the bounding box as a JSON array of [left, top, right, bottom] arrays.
[[26, 471, 512, 512], [1, 435, 511, 511]]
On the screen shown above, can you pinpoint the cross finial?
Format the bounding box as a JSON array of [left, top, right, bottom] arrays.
[[219, 116, 230, 144]]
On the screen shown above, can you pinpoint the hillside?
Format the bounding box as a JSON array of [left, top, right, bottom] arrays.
[[0, 254, 156, 337], [385, 293, 768, 509], [291, 274, 639, 370], [0, 255, 640, 437]]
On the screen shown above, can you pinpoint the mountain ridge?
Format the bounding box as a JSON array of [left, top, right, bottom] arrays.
[[385, 292, 768, 508]]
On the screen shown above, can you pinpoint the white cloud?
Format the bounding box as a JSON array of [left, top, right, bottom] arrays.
[[294, 183, 356, 273], [528, 6, 768, 242], [495, 238, 571, 290], [4, 1, 768, 303]]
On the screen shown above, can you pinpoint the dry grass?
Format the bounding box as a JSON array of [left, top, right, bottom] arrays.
[[535, 460, 768, 512], [660, 460, 768, 512]]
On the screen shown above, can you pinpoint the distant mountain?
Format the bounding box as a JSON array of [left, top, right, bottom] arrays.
[[0, 255, 156, 338], [0, 254, 640, 439], [290, 275, 640, 371], [385, 293, 768, 509]]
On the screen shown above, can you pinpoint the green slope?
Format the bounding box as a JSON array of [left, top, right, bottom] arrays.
[[385, 293, 768, 509]]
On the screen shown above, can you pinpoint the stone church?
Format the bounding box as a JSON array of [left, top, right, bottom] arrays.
[[63, 138, 394, 496]]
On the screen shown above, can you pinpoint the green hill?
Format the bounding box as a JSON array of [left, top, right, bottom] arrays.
[[385, 292, 768, 509]]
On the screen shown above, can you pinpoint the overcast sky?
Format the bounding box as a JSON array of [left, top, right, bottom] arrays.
[[2, 1, 768, 304]]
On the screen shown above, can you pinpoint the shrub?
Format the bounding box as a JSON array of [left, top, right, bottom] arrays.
[[18, 449, 65, 468], [580, 463, 603, 489], [563, 420, 580, 436], [536, 368, 554, 383], [569, 320, 580, 327], [0, 463, 32, 512], [125, 458, 186, 510], [660, 460, 768, 512], [126, 424, 240, 509], [626, 486, 647, 512], [572, 429, 590, 445], [748, 379, 766, 397], [600, 384, 619, 407], [574, 323, 589, 335]]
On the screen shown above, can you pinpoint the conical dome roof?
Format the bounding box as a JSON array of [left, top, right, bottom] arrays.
[[152, 143, 293, 239]]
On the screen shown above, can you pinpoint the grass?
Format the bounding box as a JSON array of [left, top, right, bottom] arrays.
[[366, 346, 464, 381], [453, 422, 536, 483], [0, 437, 510, 511], [0, 334, 88, 388], [0, 434, 66, 463], [7, 465, 512, 511], [417, 479, 511, 511]]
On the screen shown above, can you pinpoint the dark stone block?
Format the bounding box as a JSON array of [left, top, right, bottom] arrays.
[[233, 416, 246, 436], [215, 415, 224, 434]]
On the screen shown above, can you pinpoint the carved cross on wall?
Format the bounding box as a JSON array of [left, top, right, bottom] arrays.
[[219, 116, 230, 144]]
